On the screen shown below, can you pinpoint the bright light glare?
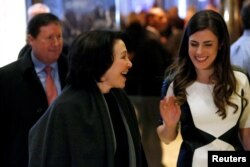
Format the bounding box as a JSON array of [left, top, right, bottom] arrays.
[[224, 9, 229, 22], [0, 0, 26, 67], [178, 0, 186, 18]]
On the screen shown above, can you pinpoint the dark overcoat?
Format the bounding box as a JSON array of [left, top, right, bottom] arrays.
[[0, 47, 68, 167], [28, 84, 148, 167]]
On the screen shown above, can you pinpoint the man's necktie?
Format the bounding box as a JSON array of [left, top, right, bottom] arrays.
[[44, 66, 58, 105]]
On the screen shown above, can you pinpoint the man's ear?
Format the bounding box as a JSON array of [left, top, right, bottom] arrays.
[[27, 34, 34, 45]]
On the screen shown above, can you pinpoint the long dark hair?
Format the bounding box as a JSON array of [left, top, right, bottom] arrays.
[[166, 10, 246, 119]]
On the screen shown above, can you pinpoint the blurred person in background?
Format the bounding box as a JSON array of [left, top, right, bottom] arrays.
[[145, 6, 169, 45], [164, 12, 184, 59], [27, 3, 50, 21], [124, 8, 172, 166], [184, 5, 197, 27], [0, 13, 68, 167], [230, 1, 250, 76]]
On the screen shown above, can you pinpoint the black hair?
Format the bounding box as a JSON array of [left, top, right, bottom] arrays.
[[66, 30, 128, 88], [241, 2, 250, 29], [27, 13, 61, 38]]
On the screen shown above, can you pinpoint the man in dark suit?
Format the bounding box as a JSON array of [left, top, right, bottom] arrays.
[[0, 13, 68, 167]]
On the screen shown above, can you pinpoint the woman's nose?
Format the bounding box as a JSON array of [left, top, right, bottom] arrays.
[[127, 58, 132, 68], [196, 45, 203, 54]]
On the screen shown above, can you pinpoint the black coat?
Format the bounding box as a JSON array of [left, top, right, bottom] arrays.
[[0, 48, 68, 167], [28, 85, 148, 167]]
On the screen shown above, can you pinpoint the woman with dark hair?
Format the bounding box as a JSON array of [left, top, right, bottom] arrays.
[[28, 30, 148, 167], [157, 10, 250, 167]]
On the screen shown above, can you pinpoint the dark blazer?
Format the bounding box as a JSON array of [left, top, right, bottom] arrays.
[[28, 84, 148, 167], [0, 48, 68, 167]]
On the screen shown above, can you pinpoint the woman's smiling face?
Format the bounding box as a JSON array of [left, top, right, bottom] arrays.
[[100, 39, 132, 91], [188, 28, 219, 72]]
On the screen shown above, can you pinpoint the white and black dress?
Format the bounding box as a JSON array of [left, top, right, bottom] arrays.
[[162, 71, 250, 167]]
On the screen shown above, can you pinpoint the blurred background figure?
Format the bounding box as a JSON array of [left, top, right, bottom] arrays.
[[230, 1, 250, 76], [205, 3, 219, 12], [61, 9, 82, 49], [124, 6, 172, 167], [164, 6, 185, 59], [27, 3, 50, 21], [184, 5, 197, 26], [0, 13, 68, 167], [145, 6, 169, 44]]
